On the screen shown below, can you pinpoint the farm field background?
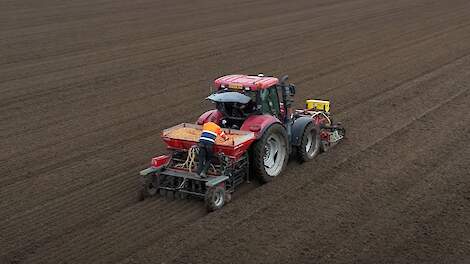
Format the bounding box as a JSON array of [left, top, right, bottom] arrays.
[[1, 0, 469, 263]]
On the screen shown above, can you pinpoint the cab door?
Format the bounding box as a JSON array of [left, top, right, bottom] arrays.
[[259, 86, 281, 118]]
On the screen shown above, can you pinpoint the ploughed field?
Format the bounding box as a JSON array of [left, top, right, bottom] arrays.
[[1, 0, 469, 263]]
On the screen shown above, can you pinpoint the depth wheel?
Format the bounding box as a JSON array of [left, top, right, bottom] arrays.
[[205, 186, 226, 212], [139, 174, 159, 201]]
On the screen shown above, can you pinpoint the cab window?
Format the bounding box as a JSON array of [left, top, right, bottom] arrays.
[[260, 86, 280, 116]]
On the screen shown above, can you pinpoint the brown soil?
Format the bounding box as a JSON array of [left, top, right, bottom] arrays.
[[1, 0, 469, 263]]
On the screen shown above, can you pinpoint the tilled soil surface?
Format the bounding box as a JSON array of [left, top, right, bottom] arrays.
[[1, 0, 469, 263]]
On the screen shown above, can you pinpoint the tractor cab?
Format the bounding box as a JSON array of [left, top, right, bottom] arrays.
[[209, 74, 287, 129]]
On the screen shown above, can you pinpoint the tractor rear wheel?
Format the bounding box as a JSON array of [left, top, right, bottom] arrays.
[[205, 186, 226, 212], [297, 122, 320, 162], [251, 123, 289, 183]]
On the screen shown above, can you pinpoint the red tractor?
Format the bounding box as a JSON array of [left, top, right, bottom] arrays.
[[139, 74, 345, 211]]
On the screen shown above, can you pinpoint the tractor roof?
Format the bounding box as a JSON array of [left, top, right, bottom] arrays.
[[214, 75, 279, 91]]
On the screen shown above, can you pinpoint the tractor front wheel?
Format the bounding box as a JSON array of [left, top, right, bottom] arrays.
[[251, 123, 289, 183]]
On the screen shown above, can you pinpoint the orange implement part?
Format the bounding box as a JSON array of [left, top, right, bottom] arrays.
[[163, 127, 236, 146]]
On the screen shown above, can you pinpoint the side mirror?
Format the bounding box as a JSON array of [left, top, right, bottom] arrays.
[[279, 75, 289, 84]]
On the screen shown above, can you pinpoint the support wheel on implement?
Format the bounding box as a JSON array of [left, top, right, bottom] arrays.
[[138, 174, 159, 201], [205, 186, 226, 212], [252, 123, 289, 183], [297, 122, 320, 162]]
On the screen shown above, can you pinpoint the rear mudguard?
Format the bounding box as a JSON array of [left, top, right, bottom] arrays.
[[241, 115, 290, 155], [240, 114, 282, 139], [291, 116, 315, 147]]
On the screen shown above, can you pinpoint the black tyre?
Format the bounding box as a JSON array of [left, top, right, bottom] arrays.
[[139, 174, 159, 201], [251, 123, 289, 183], [205, 186, 226, 212], [296, 122, 320, 162]]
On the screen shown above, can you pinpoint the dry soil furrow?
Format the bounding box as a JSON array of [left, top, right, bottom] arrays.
[[167, 90, 470, 264], [0, 2, 342, 66], [0, 0, 409, 98], [2, 3, 466, 169], [2, 0, 463, 126], [119, 57, 470, 264], [2, 24, 469, 222], [4, 17, 469, 182], [29, 200, 206, 264], [0, 0, 346, 66], [1, 0, 466, 134], [1, 1, 469, 263]]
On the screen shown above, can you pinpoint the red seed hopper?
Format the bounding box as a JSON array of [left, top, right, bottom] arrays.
[[161, 123, 256, 159]]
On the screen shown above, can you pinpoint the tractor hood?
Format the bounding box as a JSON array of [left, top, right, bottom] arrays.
[[206, 92, 252, 104]]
